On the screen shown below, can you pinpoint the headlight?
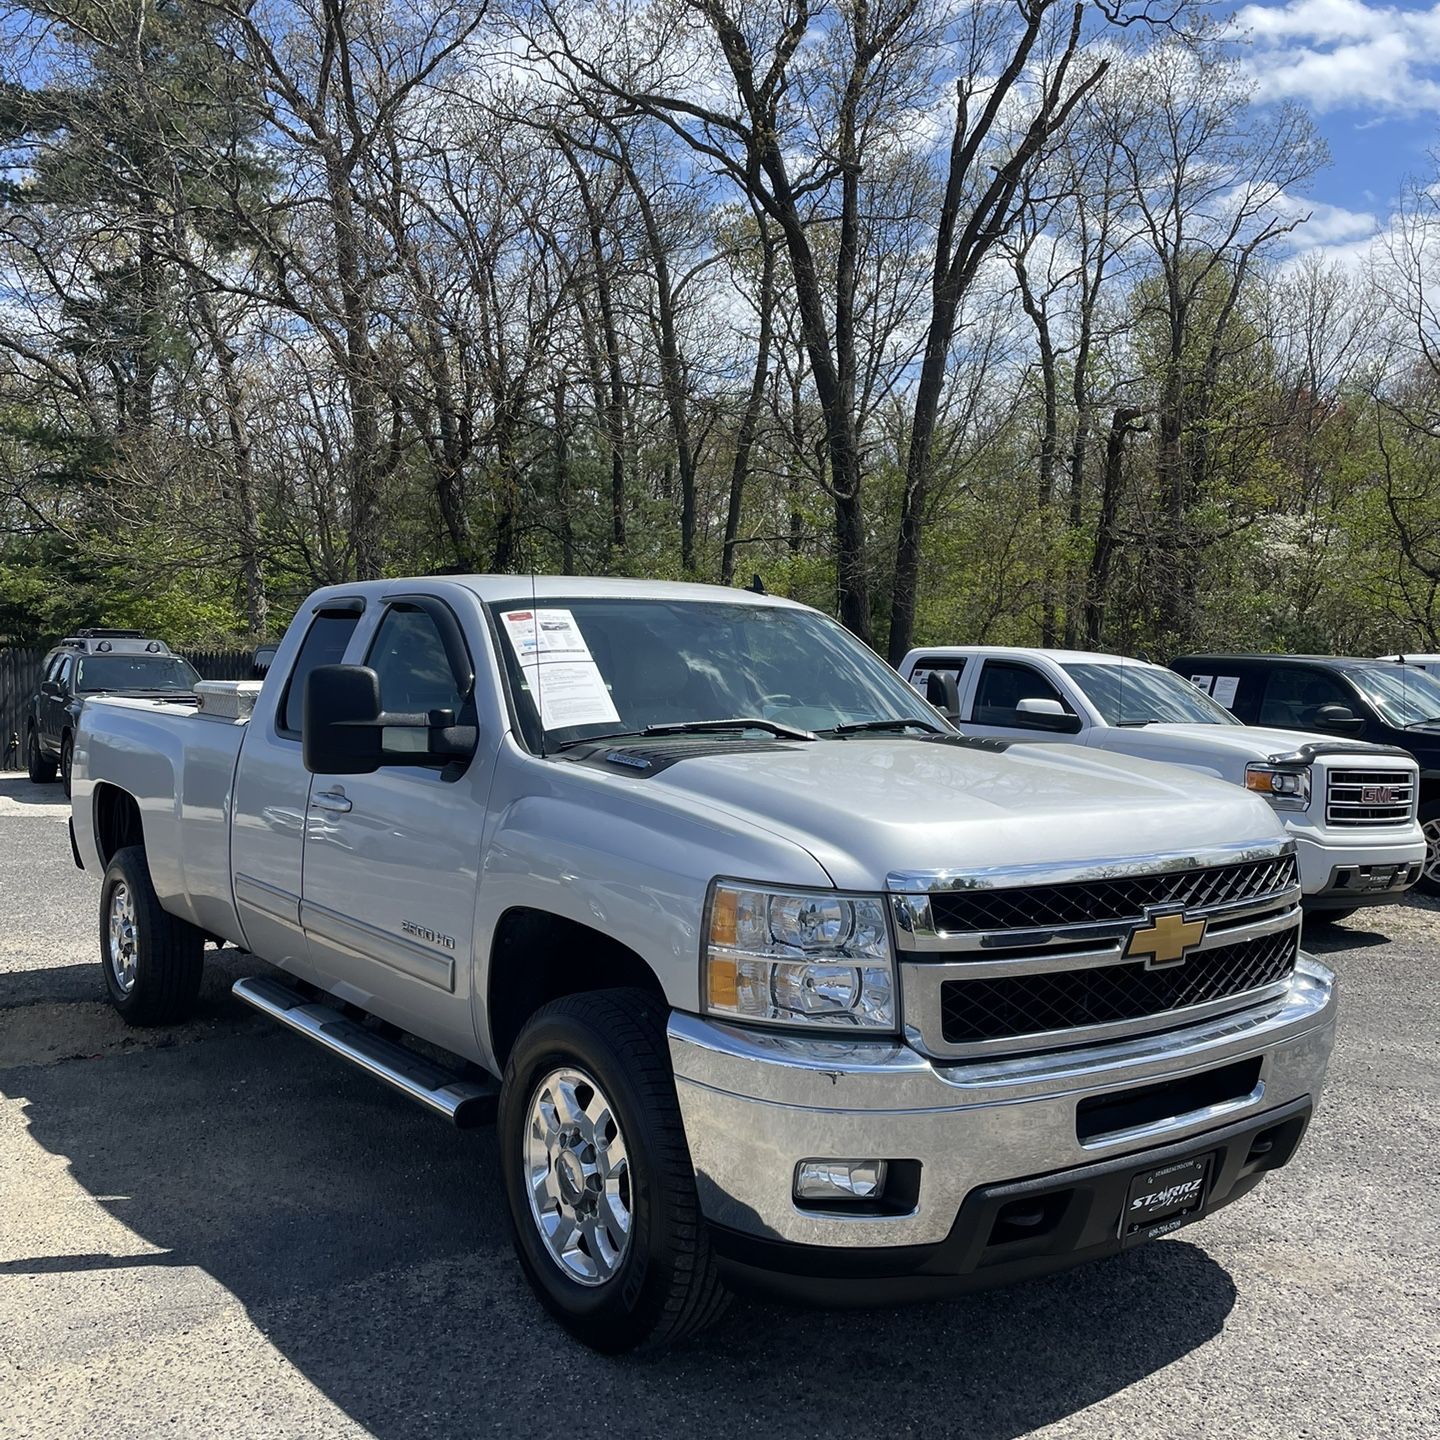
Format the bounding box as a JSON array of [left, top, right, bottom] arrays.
[[1245, 762, 1311, 811], [703, 883, 896, 1032]]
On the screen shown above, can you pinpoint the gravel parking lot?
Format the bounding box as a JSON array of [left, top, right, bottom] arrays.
[[1, 770, 1437, 1440]]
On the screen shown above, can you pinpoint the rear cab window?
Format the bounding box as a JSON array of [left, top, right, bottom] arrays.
[[279, 609, 363, 737], [906, 656, 966, 712]]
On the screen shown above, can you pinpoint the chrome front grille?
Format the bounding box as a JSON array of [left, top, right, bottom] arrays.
[[1325, 768, 1415, 827], [926, 854, 1297, 933], [892, 842, 1302, 1060], [938, 928, 1298, 1045]]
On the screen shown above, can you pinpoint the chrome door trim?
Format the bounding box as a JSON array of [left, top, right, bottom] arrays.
[[234, 871, 301, 927], [299, 898, 455, 992]]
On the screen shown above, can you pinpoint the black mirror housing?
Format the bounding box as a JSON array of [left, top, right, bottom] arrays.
[[1314, 703, 1365, 737], [1019, 710, 1083, 735], [304, 664, 385, 774], [302, 664, 478, 775]]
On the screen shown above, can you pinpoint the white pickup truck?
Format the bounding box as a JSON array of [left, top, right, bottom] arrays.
[[71, 578, 1336, 1351], [900, 646, 1425, 920]]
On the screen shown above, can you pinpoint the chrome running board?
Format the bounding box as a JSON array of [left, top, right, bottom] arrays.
[[233, 974, 498, 1128]]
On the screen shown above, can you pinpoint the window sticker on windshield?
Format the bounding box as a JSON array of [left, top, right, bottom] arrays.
[[500, 609, 620, 730], [1189, 674, 1214, 694], [1211, 675, 1240, 709]]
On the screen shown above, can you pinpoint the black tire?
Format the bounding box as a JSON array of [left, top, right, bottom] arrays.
[[498, 988, 729, 1353], [61, 732, 74, 797], [26, 727, 57, 784], [1419, 800, 1440, 896], [99, 846, 204, 1026], [1308, 907, 1358, 927]]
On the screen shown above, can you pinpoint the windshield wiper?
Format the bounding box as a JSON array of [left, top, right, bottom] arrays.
[[555, 717, 817, 750], [640, 717, 818, 741], [825, 717, 943, 736], [1115, 719, 1153, 727], [1404, 717, 1440, 729]]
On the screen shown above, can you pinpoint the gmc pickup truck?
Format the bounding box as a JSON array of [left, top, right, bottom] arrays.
[[900, 646, 1424, 919], [71, 578, 1336, 1352]]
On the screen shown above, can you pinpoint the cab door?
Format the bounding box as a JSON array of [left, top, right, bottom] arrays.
[[40, 655, 71, 750], [298, 596, 494, 1057], [964, 658, 1083, 743]]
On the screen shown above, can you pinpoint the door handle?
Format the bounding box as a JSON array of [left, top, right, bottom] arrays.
[[311, 789, 352, 814]]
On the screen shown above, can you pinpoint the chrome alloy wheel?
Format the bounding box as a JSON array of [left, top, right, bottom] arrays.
[[524, 1067, 633, 1286], [107, 881, 139, 994], [1425, 817, 1440, 884]]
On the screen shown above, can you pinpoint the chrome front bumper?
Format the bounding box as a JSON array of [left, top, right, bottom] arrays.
[[669, 956, 1336, 1250]]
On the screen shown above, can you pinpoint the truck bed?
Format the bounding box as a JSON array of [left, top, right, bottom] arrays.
[[74, 694, 253, 944]]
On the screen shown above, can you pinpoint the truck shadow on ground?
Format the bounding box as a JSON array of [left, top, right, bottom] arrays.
[[6, 1027, 1238, 1440]]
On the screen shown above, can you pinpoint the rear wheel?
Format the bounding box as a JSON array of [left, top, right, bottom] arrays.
[[1420, 800, 1440, 896], [100, 846, 204, 1025], [498, 988, 728, 1352], [26, 727, 57, 784]]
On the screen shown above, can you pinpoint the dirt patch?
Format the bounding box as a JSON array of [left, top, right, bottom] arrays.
[[0, 1000, 259, 1069]]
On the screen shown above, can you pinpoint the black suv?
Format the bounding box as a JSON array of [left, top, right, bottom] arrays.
[[26, 630, 200, 794], [1172, 653, 1440, 891]]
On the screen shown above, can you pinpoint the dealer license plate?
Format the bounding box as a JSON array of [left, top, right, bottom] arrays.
[[1120, 1154, 1213, 1243]]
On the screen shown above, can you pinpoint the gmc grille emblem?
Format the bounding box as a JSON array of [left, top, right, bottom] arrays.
[[1360, 786, 1395, 805]]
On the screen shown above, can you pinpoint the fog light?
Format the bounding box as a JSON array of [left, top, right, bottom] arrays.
[[794, 1159, 888, 1202]]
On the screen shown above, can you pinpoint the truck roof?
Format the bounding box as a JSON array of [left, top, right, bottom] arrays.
[[904, 644, 1162, 667], [306, 575, 813, 611]]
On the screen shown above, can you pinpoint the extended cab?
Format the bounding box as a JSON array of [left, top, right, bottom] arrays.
[[901, 647, 1424, 919], [72, 579, 1336, 1351]]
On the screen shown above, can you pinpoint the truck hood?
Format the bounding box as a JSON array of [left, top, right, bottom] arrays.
[[619, 736, 1287, 892], [1084, 723, 1406, 771]]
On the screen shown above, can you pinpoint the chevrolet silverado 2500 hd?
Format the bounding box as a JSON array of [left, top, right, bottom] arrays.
[[901, 646, 1423, 918], [72, 578, 1336, 1352]]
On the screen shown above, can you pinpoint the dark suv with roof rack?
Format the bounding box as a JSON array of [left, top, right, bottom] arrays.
[[26, 630, 200, 794], [1172, 653, 1440, 894]]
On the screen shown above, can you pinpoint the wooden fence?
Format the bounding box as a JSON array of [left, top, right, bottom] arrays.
[[0, 646, 256, 771]]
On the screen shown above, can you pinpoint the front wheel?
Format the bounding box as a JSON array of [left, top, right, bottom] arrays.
[[497, 988, 728, 1352], [26, 727, 57, 784], [1420, 800, 1440, 896], [100, 847, 204, 1025], [61, 733, 74, 796]]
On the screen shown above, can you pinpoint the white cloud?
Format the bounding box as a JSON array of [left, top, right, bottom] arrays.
[[1232, 1, 1440, 114]]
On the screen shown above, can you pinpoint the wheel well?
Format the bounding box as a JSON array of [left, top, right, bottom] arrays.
[[486, 908, 666, 1067], [1419, 780, 1440, 815], [94, 784, 144, 868]]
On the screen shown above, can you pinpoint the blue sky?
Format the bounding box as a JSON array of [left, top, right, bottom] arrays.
[[1234, 0, 1440, 259]]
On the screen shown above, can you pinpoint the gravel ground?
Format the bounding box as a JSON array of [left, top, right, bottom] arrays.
[[1, 771, 1436, 1440]]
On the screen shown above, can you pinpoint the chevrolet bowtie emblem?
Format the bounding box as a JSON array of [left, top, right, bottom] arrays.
[[1124, 908, 1207, 970]]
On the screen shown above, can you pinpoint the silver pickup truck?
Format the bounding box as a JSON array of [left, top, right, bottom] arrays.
[[71, 577, 1336, 1351]]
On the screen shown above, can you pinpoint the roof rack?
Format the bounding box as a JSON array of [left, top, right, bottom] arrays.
[[73, 628, 147, 639]]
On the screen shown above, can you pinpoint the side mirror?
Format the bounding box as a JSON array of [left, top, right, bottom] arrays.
[[1015, 697, 1083, 734], [1313, 703, 1365, 737], [925, 670, 961, 718], [303, 665, 478, 775], [40, 680, 60, 698]]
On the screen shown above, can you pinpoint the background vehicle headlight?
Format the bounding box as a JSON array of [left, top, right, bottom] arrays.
[[1245, 763, 1311, 810], [704, 884, 896, 1032]]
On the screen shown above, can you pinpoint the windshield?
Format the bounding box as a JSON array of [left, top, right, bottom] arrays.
[[75, 654, 200, 694], [1346, 664, 1440, 728], [1064, 662, 1242, 726], [489, 598, 946, 749]]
